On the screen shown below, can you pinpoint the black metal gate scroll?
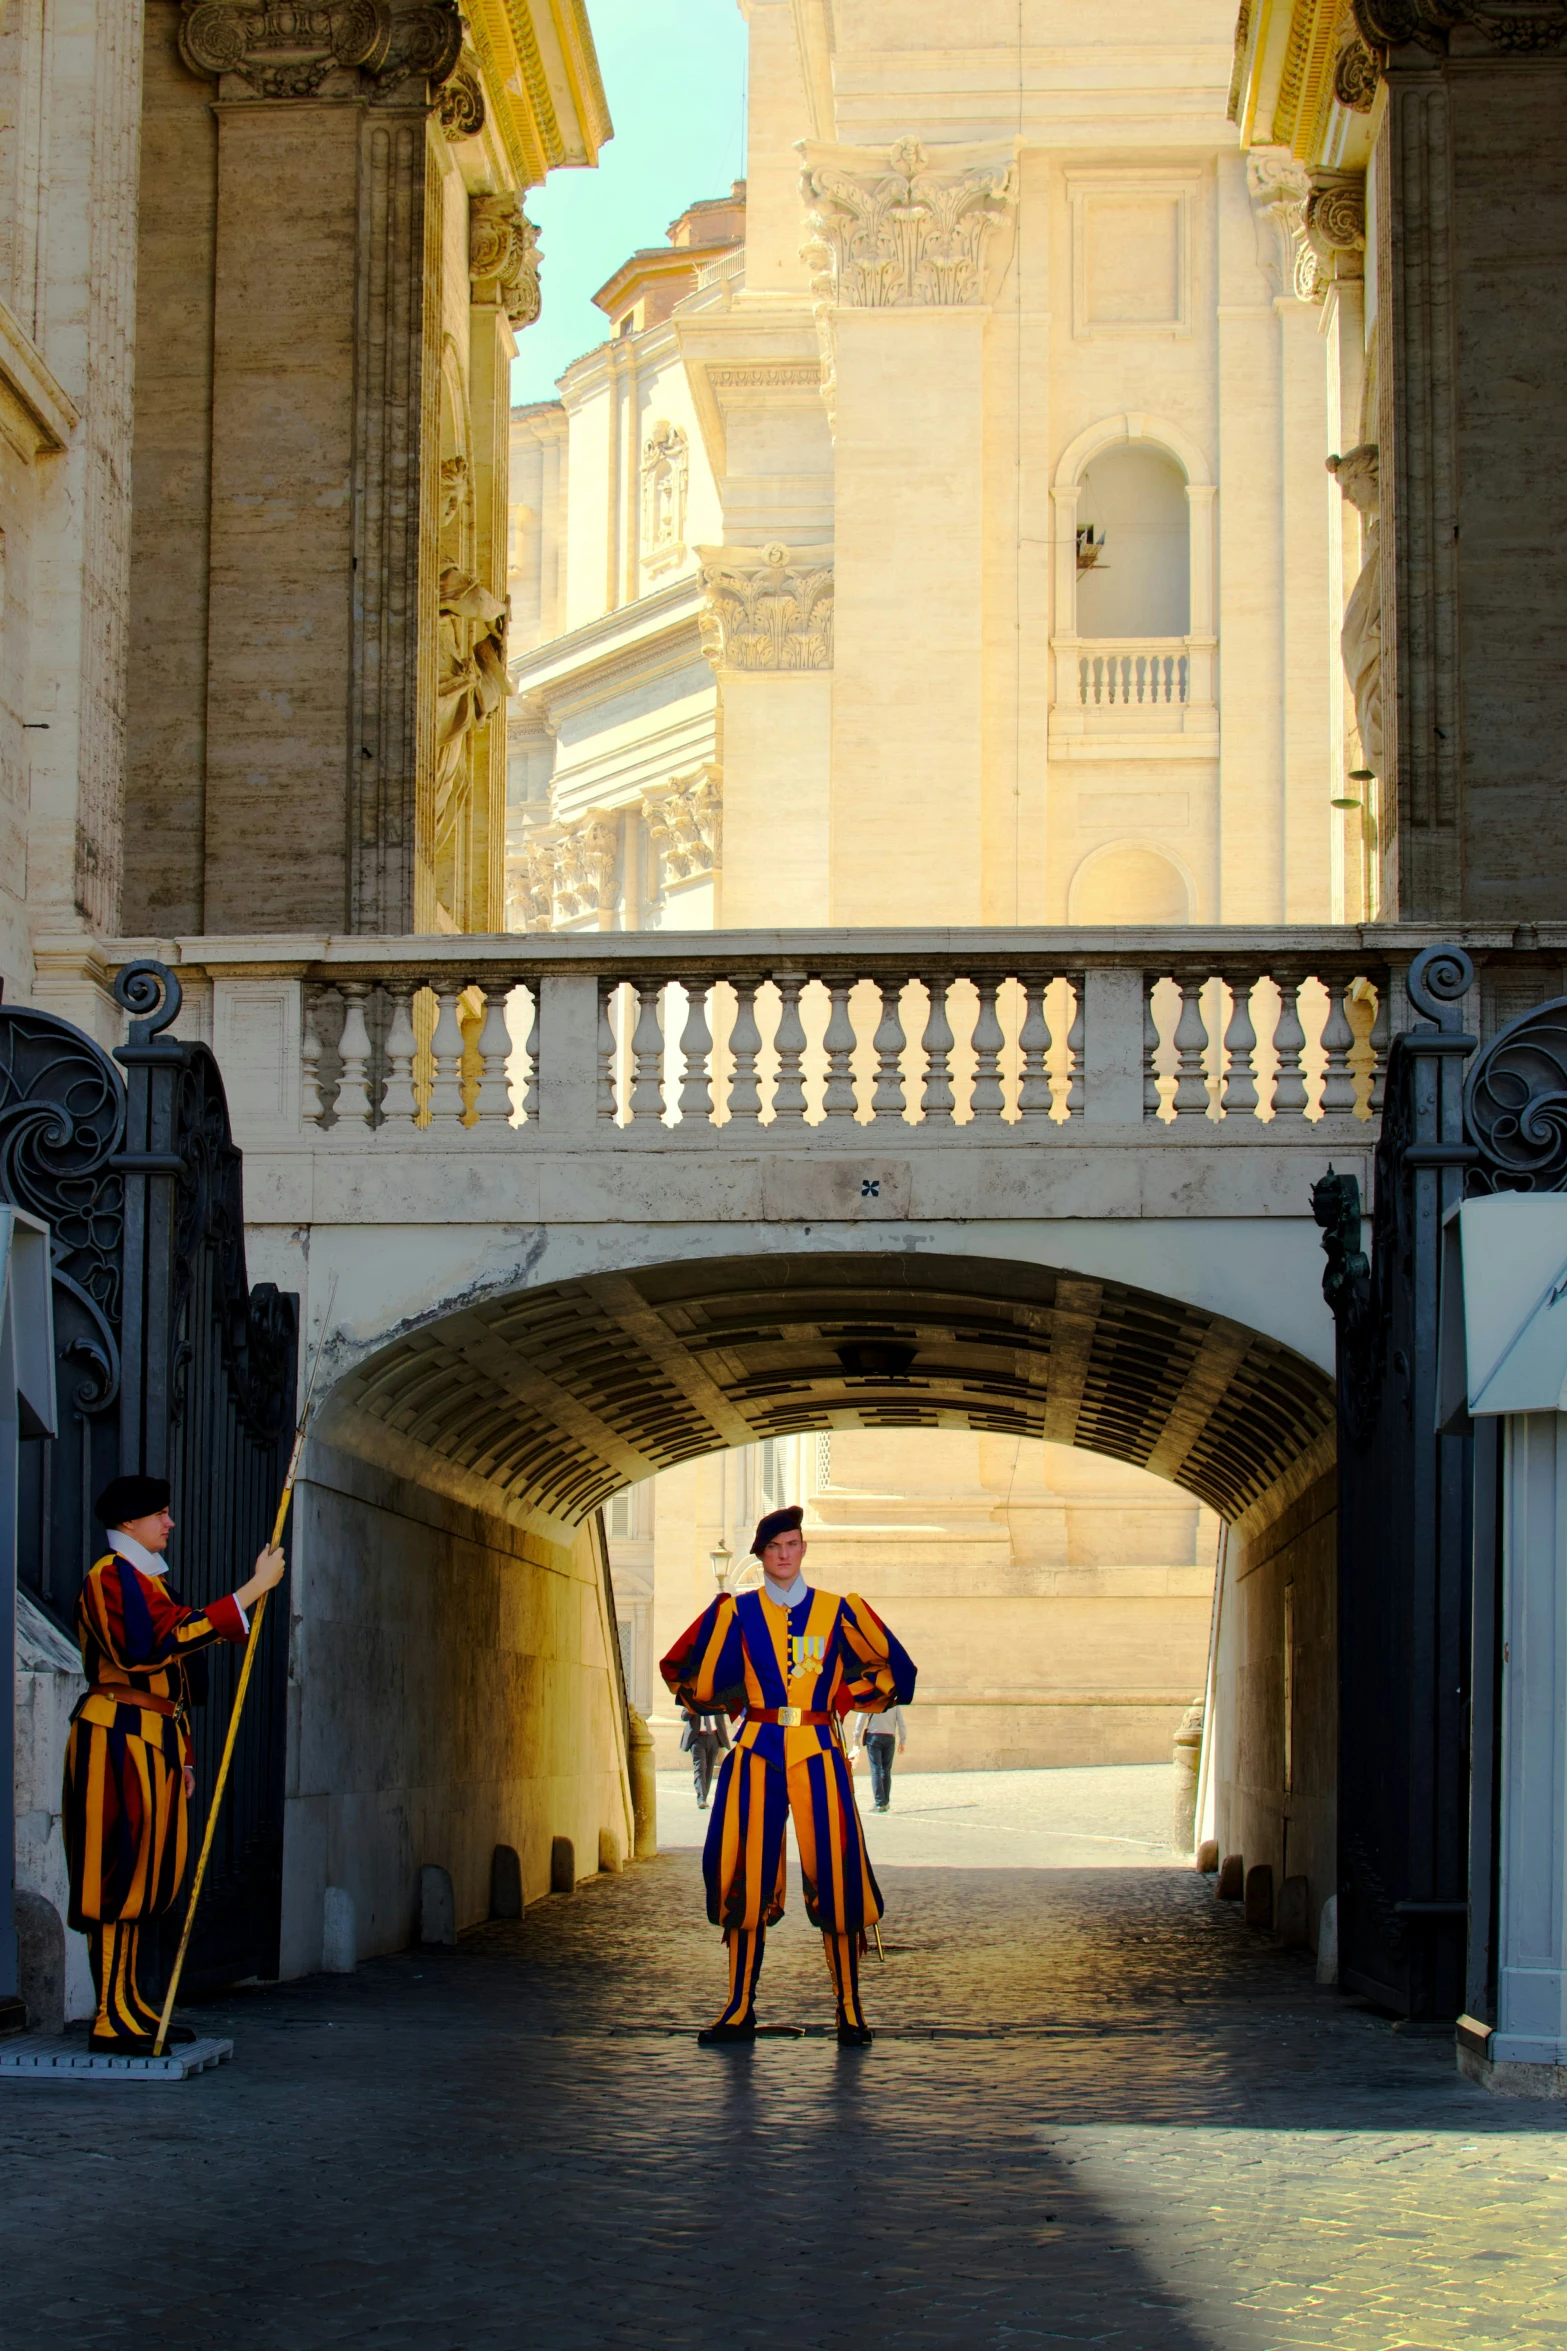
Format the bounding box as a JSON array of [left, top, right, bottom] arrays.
[[2, 960, 297, 1991], [1313, 944, 1476, 2024]]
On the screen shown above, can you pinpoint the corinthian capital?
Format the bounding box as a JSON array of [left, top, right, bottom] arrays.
[[798, 136, 1019, 310], [179, 0, 462, 101], [697, 543, 834, 674], [1352, 0, 1567, 54]]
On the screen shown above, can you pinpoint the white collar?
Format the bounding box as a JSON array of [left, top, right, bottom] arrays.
[[762, 1572, 808, 1609], [107, 1528, 167, 1578]]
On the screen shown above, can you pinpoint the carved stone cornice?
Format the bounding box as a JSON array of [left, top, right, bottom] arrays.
[[1352, 0, 1567, 55], [697, 542, 834, 674], [179, 0, 462, 100], [469, 195, 541, 330], [799, 136, 1019, 312]]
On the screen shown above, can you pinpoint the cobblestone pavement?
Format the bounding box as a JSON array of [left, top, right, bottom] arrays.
[[5, 1787, 1567, 2350]]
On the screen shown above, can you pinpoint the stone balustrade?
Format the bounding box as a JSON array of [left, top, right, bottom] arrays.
[[1075, 640, 1190, 709], [118, 927, 1478, 1145]]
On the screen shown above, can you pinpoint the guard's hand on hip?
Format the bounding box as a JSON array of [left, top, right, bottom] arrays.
[[182, 1765, 196, 1798]]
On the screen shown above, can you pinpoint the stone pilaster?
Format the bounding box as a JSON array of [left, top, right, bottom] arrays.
[[1352, 4, 1567, 919], [131, 0, 460, 936], [798, 136, 1017, 926]]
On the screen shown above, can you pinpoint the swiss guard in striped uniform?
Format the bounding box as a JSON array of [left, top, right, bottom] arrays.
[[660, 1504, 916, 2048], [62, 1474, 285, 2049]]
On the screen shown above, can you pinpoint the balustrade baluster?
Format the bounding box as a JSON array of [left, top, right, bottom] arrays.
[[821, 978, 858, 1119], [517, 985, 540, 1122], [728, 982, 763, 1123], [302, 994, 327, 1127], [1271, 974, 1309, 1118], [1319, 981, 1357, 1115], [1065, 984, 1085, 1118], [921, 975, 956, 1121], [678, 982, 714, 1120], [1143, 980, 1163, 1119], [427, 983, 467, 1125], [969, 977, 1005, 1119], [1369, 984, 1390, 1114], [382, 984, 419, 1128], [871, 981, 908, 1121], [336, 984, 375, 1127], [1016, 979, 1050, 1118], [1221, 974, 1259, 1116], [474, 987, 515, 1125], [596, 981, 617, 1121], [629, 981, 665, 1120], [1171, 978, 1211, 1115], [771, 974, 808, 1122]]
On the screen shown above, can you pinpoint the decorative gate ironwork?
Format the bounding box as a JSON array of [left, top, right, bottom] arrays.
[[3, 961, 297, 1993], [1313, 945, 1476, 2023]]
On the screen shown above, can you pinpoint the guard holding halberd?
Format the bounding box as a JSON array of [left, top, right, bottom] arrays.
[[62, 1474, 286, 2050], [660, 1503, 916, 2047]]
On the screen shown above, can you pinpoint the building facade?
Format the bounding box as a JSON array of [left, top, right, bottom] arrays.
[[507, 1, 1343, 1770]]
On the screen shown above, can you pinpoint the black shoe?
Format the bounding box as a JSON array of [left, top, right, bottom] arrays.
[[698, 2018, 757, 2046], [837, 2020, 874, 2048]]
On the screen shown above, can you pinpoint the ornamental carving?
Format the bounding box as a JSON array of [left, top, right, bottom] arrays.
[[1353, 0, 1567, 53], [799, 136, 1019, 311], [1333, 31, 1379, 107], [1326, 444, 1382, 775], [551, 817, 620, 923], [469, 195, 541, 329], [1246, 153, 1321, 302], [439, 56, 484, 138], [640, 421, 689, 577], [179, 0, 461, 98], [642, 767, 721, 894], [507, 832, 555, 931], [1305, 171, 1366, 283], [697, 543, 834, 673]]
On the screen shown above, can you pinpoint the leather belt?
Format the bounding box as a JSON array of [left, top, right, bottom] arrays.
[[748, 1706, 832, 1728], [75, 1687, 187, 1727]]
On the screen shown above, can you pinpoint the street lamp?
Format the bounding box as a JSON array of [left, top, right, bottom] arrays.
[[709, 1538, 734, 1591]]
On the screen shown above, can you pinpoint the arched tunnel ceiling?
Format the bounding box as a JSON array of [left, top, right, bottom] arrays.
[[321, 1254, 1336, 1538]]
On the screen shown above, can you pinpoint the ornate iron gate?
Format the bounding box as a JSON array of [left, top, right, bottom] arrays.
[[1313, 945, 1476, 2023], [3, 960, 297, 1992]]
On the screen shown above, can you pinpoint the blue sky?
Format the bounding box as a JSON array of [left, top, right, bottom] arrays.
[[511, 0, 749, 409]]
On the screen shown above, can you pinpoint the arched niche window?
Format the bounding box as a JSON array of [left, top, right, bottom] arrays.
[[1069, 841, 1192, 925], [1051, 413, 1217, 719], [1075, 445, 1190, 638]]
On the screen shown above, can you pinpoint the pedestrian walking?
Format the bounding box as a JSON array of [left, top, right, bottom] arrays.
[[856, 1702, 908, 1811], [680, 1702, 730, 1808]]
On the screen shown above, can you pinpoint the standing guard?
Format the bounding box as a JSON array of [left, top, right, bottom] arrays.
[[660, 1504, 916, 2048], [62, 1474, 285, 2049]]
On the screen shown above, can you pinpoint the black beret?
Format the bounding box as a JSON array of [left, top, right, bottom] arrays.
[[751, 1505, 804, 1559], [94, 1474, 171, 1527]]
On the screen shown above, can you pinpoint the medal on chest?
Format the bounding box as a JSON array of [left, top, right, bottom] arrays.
[[788, 1630, 825, 1681]]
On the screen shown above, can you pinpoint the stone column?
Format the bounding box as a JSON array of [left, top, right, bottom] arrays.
[[463, 193, 536, 933], [800, 137, 1018, 928], [697, 542, 832, 923], [1353, 4, 1567, 920], [150, 0, 461, 937]]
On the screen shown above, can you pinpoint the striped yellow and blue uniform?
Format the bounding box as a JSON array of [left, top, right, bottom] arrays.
[[62, 1553, 248, 2044], [661, 1585, 916, 2031]]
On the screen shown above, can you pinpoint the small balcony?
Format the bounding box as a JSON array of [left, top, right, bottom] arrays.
[[1049, 635, 1218, 751]]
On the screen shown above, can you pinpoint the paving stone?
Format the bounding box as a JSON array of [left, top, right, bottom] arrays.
[[3, 1849, 1567, 2348]]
